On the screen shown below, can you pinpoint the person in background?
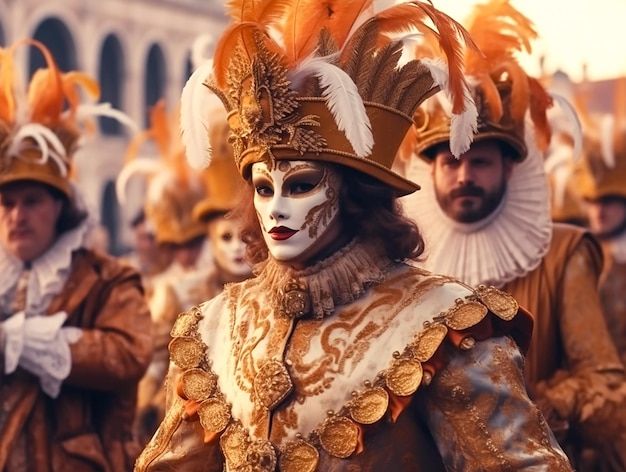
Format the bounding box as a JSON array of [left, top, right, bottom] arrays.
[[134, 110, 253, 445], [135, 1, 572, 470], [0, 39, 152, 471], [400, 1, 626, 469], [575, 104, 626, 367]]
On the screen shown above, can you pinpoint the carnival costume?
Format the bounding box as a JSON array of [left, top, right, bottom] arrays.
[[0, 40, 152, 471], [136, 1, 572, 470], [402, 1, 626, 469]]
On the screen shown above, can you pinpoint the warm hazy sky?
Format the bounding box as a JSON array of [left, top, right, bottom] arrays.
[[432, 0, 626, 82]]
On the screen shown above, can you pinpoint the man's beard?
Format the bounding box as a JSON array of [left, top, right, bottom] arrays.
[[436, 182, 507, 223]]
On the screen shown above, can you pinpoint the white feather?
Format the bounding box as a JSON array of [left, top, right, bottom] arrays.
[[422, 58, 477, 157], [600, 114, 616, 168], [180, 62, 217, 169], [115, 157, 163, 204], [290, 54, 373, 157], [550, 93, 583, 161], [190, 33, 214, 70], [544, 143, 573, 208], [73, 103, 138, 134], [7, 123, 69, 175]]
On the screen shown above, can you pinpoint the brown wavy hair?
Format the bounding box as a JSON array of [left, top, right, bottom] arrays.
[[231, 163, 425, 266]]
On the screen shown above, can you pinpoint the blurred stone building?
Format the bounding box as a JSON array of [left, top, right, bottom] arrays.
[[0, 0, 226, 254]]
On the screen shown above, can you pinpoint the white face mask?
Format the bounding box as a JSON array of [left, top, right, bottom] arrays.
[[208, 217, 250, 277], [251, 160, 342, 265]]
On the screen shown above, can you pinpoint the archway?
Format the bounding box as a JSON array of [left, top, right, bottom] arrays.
[[29, 17, 77, 75], [144, 43, 166, 127], [98, 34, 125, 135]]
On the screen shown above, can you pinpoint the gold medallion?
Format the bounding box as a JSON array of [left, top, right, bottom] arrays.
[[247, 439, 277, 472], [413, 324, 448, 362], [180, 368, 216, 402], [445, 300, 488, 330], [319, 416, 359, 458], [349, 386, 389, 425], [254, 359, 293, 410], [169, 336, 204, 370], [281, 282, 311, 318], [220, 423, 249, 469], [197, 398, 231, 433], [170, 307, 201, 337], [385, 357, 423, 396], [279, 439, 319, 472], [476, 286, 519, 320]]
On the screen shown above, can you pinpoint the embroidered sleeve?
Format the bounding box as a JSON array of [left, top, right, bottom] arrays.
[[423, 336, 573, 471]]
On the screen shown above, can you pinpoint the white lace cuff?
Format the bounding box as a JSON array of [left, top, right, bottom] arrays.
[[2, 311, 25, 374], [18, 311, 82, 398]]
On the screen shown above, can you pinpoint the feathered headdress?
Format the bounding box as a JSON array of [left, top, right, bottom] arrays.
[[574, 77, 626, 201], [181, 0, 478, 196], [116, 99, 207, 245], [408, 0, 556, 162], [0, 39, 136, 197]]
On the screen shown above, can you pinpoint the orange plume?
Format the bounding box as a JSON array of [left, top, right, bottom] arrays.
[[376, 1, 479, 114], [0, 45, 17, 125], [25, 40, 64, 126]]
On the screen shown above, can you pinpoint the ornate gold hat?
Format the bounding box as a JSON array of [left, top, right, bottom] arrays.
[[117, 100, 207, 245], [574, 78, 626, 201], [575, 114, 626, 201], [181, 1, 478, 196], [0, 40, 135, 197], [192, 112, 245, 222], [405, 0, 553, 162]]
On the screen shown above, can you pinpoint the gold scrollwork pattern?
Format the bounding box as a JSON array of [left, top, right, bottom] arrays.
[[169, 288, 519, 470]]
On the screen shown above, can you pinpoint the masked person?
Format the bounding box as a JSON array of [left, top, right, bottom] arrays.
[[0, 40, 152, 471], [135, 1, 572, 470], [400, 1, 626, 469]]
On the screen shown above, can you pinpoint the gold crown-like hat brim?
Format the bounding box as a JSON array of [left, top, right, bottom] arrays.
[[0, 153, 72, 197], [238, 98, 421, 197]]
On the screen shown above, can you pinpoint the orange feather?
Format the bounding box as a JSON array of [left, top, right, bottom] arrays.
[[25, 40, 64, 126], [0, 46, 16, 125], [376, 2, 477, 114], [62, 71, 101, 117]]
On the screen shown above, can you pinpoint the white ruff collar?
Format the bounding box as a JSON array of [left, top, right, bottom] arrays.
[[401, 134, 553, 288], [253, 239, 394, 319], [0, 217, 94, 316], [607, 231, 626, 264]]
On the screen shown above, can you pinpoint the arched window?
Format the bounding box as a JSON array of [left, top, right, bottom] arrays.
[[144, 43, 166, 127], [98, 34, 125, 135], [29, 18, 77, 75], [101, 180, 121, 255]]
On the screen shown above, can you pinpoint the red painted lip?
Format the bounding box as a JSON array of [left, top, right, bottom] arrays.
[[268, 226, 297, 241]]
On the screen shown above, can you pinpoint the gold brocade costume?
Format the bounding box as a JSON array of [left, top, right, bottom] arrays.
[[136, 240, 571, 471]]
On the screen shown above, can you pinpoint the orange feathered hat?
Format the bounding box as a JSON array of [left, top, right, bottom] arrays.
[[117, 100, 207, 245], [0, 39, 134, 197], [405, 0, 553, 162], [181, 0, 479, 196]]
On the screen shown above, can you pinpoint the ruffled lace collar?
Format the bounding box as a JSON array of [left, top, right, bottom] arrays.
[[607, 231, 626, 264], [253, 239, 394, 319], [401, 133, 553, 288], [0, 217, 94, 316]]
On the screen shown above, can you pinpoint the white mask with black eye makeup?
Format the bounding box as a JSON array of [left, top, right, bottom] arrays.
[[251, 160, 342, 264], [208, 217, 250, 277]]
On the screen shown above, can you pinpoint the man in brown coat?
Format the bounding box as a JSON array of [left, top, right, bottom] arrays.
[[0, 40, 152, 471]]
